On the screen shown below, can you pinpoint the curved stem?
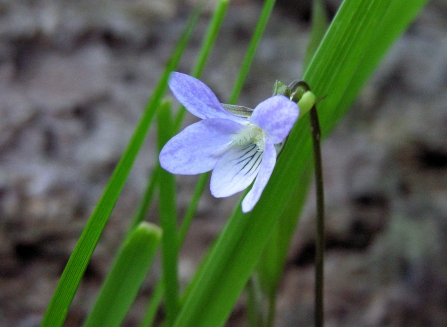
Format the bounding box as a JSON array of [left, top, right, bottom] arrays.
[[310, 105, 325, 327]]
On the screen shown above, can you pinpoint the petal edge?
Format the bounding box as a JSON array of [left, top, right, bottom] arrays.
[[169, 72, 246, 123], [241, 138, 276, 212], [250, 95, 299, 144], [159, 119, 241, 175]]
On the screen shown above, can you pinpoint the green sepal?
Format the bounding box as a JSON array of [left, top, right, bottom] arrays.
[[272, 80, 291, 97], [221, 103, 253, 118]]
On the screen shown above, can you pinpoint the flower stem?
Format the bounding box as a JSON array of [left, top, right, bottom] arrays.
[[309, 104, 325, 327]]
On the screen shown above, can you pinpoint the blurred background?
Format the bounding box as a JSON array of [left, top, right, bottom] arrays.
[[1, 0, 447, 326]]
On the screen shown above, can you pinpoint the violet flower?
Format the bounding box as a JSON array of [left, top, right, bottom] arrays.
[[159, 72, 299, 213]]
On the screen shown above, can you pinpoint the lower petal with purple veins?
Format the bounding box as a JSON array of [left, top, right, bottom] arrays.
[[210, 143, 263, 198], [241, 138, 276, 212]]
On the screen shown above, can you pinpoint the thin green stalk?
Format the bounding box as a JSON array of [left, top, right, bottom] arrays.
[[229, 0, 276, 104], [177, 0, 276, 241], [139, 2, 230, 324], [174, 0, 230, 130], [135, 0, 228, 229], [143, 0, 276, 323], [139, 169, 209, 327], [140, 279, 164, 327], [304, 0, 329, 69], [172, 1, 278, 326], [246, 276, 264, 327], [157, 101, 180, 324], [131, 168, 159, 229], [40, 6, 202, 326], [178, 173, 208, 243], [310, 105, 325, 327]]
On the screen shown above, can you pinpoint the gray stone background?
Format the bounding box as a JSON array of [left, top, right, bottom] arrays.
[[0, 0, 447, 326]]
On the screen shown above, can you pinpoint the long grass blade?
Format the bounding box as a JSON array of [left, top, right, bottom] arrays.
[[138, 2, 230, 325], [229, 0, 276, 104], [172, 1, 427, 326], [40, 6, 203, 326], [157, 100, 180, 324], [83, 223, 162, 327], [258, 0, 329, 324]]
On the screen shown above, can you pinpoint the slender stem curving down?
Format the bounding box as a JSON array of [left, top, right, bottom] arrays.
[[310, 104, 325, 327]]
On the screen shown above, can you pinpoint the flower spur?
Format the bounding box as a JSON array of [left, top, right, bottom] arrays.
[[159, 72, 299, 213]]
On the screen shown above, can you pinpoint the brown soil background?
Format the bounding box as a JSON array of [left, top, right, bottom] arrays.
[[1, 0, 447, 326]]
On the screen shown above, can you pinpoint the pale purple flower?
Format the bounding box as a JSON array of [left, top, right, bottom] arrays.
[[159, 72, 299, 213]]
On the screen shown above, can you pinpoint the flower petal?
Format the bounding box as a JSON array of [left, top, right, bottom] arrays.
[[169, 72, 246, 123], [241, 138, 276, 213], [159, 118, 242, 175], [250, 95, 299, 144], [210, 142, 263, 198]]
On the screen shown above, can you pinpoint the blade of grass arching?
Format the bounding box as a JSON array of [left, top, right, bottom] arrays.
[[258, 3, 429, 321], [40, 6, 203, 327], [258, 168, 313, 327], [83, 222, 162, 327], [303, 0, 329, 70], [173, 0, 425, 326], [331, 0, 429, 127], [157, 100, 180, 324], [260, 1, 428, 325]]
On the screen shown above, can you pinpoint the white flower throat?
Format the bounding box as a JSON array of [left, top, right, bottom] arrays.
[[232, 123, 265, 152]]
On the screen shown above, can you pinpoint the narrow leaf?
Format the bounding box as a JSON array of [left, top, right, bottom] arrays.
[[304, 0, 330, 69], [40, 6, 203, 326], [83, 222, 162, 327], [157, 100, 180, 324], [173, 1, 427, 326]]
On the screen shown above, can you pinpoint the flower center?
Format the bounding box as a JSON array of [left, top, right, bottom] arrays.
[[232, 124, 265, 151]]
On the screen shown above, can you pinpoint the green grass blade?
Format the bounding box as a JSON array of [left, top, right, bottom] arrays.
[[157, 101, 180, 324], [246, 275, 264, 327], [83, 223, 162, 327], [335, 0, 429, 126], [304, 0, 329, 69], [139, 0, 272, 321], [259, 0, 429, 305], [137, 2, 230, 324], [140, 279, 164, 327], [229, 0, 277, 104], [175, 0, 230, 130], [131, 168, 160, 230], [258, 0, 329, 323], [173, 1, 427, 326], [177, 0, 275, 243], [258, 169, 313, 326], [40, 7, 202, 327]]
